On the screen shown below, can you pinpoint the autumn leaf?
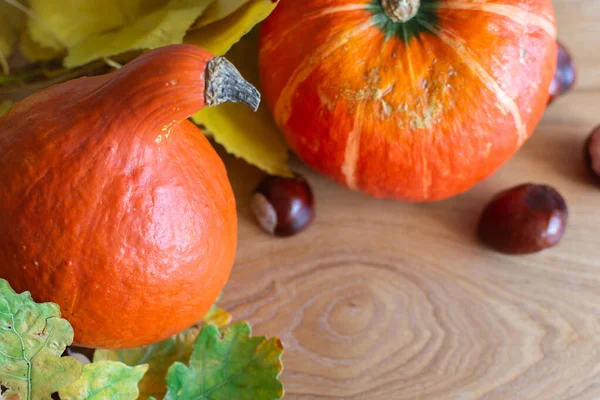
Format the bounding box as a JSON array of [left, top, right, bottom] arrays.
[[19, 28, 64, 62], [27, 0, 188, 51], [27, 0, 124, 51], [66, 0, 217, 68], [59, 361, 148, 400], [164, 322, 284, 400], [191, 35, 291, 177], [0, 0, 28, 73], [193, 0, 249, 29], [24, 0, 216, 68], [93, 307, 231, 400], [0, 279, 83, 400], [185, 0, 278, 56], [93, 328, 199, 400], [203, 306, 232, 328]]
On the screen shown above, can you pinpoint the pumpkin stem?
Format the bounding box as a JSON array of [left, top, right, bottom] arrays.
[[205, 57, 260, 111], [381, 0, 420, 22]]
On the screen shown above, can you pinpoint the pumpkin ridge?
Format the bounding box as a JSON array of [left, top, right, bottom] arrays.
[[341, 103, 365, 189], [416, 17, 527, 145], [259, 3, 371, 54], [308, 3, 371, 17], [428, 2, 556, 39], [273, 19, 377, 126]]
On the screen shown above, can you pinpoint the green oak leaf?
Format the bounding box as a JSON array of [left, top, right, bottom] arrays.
[[93, 306, 231, 399], [164, 322, 284, 400], [59, 361, 148, 400], [0, 279, 83, 400]]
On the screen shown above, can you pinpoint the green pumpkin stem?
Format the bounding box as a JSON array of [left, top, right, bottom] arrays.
[[381, 0, 420, 22]]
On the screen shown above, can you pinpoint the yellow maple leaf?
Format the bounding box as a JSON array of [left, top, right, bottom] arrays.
[[184, 0, 278, 56], [191, 34, 291, 177]]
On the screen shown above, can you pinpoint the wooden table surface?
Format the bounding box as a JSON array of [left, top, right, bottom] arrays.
[[219, 1, 600, 399]]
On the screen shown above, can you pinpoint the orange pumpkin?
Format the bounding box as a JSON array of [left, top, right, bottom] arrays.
[[0, 45, 259, 349], [259, 0, 557, 201]]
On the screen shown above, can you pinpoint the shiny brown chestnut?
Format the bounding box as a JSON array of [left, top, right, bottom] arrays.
[[250, 173, 314, 237], [548, 41, 576, 104], [478, 184, 568, 255], [585, 125, 600, 183]]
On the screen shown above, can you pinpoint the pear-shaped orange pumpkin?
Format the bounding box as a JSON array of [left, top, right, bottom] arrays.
[[259, 0, 557, 201], [0, 45, 259, 349]]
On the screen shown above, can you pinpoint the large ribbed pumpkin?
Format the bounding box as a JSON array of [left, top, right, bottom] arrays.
[[0, 45, 259, 349], [259, 0, 557, 201]]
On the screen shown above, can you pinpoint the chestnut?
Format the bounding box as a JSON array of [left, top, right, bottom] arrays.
[[478, 184, 568, 255], [585, 125, 600, 183], [548, 41, 576, 104], [250, 173, 314, 237]]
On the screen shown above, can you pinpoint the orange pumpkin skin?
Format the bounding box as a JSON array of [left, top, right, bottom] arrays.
[[259, 0, 557, 201], [0, 45, 238, 349]]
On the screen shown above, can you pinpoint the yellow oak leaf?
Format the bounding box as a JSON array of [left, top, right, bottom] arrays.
[[184, 0, 278, 56]]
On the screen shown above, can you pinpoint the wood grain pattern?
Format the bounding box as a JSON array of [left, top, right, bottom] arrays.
[[218, 1, 600, 398]]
